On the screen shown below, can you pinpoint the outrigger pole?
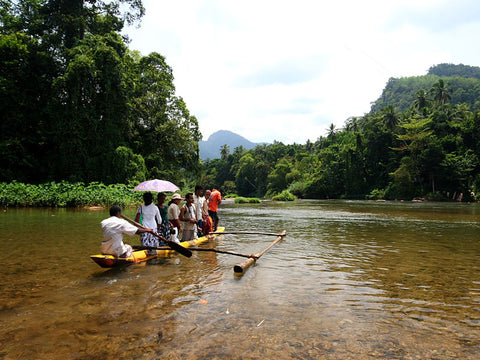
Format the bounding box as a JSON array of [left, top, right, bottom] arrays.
[[233, 230, 287, 276]]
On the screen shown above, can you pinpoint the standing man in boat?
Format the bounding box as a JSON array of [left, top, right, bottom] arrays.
[[202, 189, 213, 234], [208, 185, 222, 232], [180, 193, 197, 241], [193, 185, 205, 236], [168, 193, 183, 243], [101, 205, 152, 258]]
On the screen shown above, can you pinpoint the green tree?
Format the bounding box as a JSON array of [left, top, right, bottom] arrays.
[[235, 153, 257, 196], [0, 32, 54, 182], [266, 158, 292, 195], [414, 89, 429, 111], [129, 52, 201, 182], [1, 0, 204, 184], [327, 123, 337, 141], [430, 79, 451, 106], [0, 0, 146, 183], [50, 31, 131, 181], [392, 115, 434, 196], [381, 105, 400, 130], [109, 146, 146, 184], [220, 144, 230, 160]]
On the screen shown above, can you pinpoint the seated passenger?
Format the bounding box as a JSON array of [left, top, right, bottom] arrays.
[[101, 205, 152, 257]]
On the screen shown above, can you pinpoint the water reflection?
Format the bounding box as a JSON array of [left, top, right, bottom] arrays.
[[0, 201, 479, 359]]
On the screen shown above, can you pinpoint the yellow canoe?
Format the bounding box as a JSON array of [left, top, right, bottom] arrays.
[[90, 227, 225, 268]]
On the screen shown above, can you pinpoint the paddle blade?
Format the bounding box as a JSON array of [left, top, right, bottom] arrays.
[[166, 240, 192, 258]]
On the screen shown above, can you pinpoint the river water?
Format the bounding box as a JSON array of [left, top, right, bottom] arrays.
[[0, 200, 479, 359]]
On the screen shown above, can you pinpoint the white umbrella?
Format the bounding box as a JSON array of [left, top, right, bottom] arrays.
[[133, 179, 179, 192]]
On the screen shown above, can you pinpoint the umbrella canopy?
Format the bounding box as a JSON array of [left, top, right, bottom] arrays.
[[133, 179, 179, 192]]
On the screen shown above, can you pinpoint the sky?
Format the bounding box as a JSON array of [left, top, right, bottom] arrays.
[[124, 0, 480, 144]]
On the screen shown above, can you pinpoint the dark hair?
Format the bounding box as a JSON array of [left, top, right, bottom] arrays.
[[185, 192, 193, 201], [157, 192, 166, 200], [143, 191, 153, 205], [194, 184, 203, 192], [110, 205, 122, 217]]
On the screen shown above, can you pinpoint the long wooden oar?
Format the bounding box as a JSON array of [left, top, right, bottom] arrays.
[[133, 245, 257, 259], [121, 214, 192, 258], [233, 230, 286, 275], [211, 231, 283, 236]]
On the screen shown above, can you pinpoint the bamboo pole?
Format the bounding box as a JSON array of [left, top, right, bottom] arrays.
[[188, 248, 257, 259], [211, 231, 283, 236], [133, 245, 257, 259], [233, 230, 286, 276]]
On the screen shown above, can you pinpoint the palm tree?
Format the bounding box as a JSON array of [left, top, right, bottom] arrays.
[[220, 144, 230, 160], [345, 117, 359, 133], [430, 79, 451, 106], [382, 105, 399, 130], [327, 123, 336, 140], [414, 89, 429, 112]]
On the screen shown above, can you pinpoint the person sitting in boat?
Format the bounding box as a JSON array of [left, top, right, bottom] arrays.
[[101, 205, 152, 258], [135, 192, 163, 247], [167, 193, 183, 243], [180, 193, 197, 241]]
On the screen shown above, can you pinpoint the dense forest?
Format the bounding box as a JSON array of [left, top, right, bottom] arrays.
[[1, 1, 480, 202], [202, 70, 480, 201], [0, 0, 200, 186], [371, 64, 480, 113]]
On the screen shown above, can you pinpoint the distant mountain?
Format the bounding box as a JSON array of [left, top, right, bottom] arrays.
[[199, 130, 260, 160]]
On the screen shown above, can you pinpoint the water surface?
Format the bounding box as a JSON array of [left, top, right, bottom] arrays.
[[1, 200, 479, 359]]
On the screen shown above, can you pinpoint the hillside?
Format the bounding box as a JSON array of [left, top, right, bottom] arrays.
[[199, 130, 260, 160], [370, 63, 480, 113]]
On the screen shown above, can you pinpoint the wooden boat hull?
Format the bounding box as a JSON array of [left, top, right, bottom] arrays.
[[91, 227, 225, 268]]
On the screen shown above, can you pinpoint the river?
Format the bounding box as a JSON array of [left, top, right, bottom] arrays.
[[0, 200, 479, 359]]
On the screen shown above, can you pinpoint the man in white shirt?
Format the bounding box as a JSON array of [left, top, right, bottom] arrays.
[[101, 205, 152, 257], [193, 185, 205, 237]]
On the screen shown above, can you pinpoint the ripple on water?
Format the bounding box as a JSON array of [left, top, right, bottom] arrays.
[[1, 202, 480, 359]]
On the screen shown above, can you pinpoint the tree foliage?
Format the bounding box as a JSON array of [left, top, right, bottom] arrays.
[[2, 6, 480, 204], [203, 76, 480, 201], [371, 64, 480, 113], [0, 0, 199, 184]]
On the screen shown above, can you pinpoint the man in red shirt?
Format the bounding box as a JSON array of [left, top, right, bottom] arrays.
[[208, 186, 222, 232]]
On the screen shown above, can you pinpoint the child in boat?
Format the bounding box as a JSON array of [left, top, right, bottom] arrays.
[[101, 205, 152, 258]]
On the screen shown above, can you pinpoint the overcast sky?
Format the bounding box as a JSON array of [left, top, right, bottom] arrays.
[[124, 0, 480, 144]]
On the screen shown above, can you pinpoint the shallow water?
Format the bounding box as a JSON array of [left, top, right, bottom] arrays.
[[0, 200, 479, 359]]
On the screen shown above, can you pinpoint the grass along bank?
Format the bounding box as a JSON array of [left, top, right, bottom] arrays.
[[0, 181, 143, 208]]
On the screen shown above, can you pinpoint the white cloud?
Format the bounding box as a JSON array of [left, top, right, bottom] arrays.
[[124, 0, 480, 143]]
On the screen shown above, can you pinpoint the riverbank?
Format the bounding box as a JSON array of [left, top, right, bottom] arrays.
[[1, 181, 472, 208]]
